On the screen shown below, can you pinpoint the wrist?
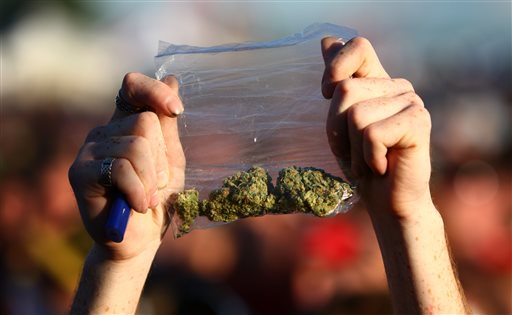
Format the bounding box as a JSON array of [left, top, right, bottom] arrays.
[[71, 243, 159, 314], [91, 239, 161, 268], [365, 186, 439, 229], [397, 196, 443, 231], [367, 197, 469, 314]]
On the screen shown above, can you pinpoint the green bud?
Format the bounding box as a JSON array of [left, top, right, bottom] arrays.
[[201, 166, 276, 222], [172, 166, 353, 237], [275, 166, 353, 217], [173, 189, 200, 236]]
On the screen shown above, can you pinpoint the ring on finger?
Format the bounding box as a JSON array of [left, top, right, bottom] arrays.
[[100, 157, 116, 187], [115, 90, 150, 114]]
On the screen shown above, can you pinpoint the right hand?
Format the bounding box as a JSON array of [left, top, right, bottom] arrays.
[[69, 73, 185, 261], [321, 37, 433, 220]]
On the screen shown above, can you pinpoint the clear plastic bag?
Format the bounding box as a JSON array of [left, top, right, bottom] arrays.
[[155, 23, 359, 238]]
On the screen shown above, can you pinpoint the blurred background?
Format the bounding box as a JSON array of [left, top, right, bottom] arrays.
[[1, 1, 510, 314]]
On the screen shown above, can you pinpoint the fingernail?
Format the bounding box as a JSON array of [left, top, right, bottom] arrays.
[[173, 108, 183, 116], [150, 191, 160, 208], [157, 170, 169, 188], [168, 98, 184, 116], [172, 104, 184, 116]]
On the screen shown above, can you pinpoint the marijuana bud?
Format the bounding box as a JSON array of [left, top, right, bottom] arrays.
[[173, 189, 200, 236], [172, 166, 353, 237], [200, 166, 276, 222], [275, 166, 353, 217]]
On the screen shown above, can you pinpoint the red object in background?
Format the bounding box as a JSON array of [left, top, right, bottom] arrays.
[[477, 233, 512, 274], [302, 218, 361, 268]]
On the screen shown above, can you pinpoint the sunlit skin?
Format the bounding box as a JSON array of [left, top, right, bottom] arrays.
[[69, 75, 185, 313], [69, 38, 470, 314], [321, 36, 470, 314]]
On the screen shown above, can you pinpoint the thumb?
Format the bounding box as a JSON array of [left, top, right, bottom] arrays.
[[321, 36, 389, 99], [321, 36, 345, 67]]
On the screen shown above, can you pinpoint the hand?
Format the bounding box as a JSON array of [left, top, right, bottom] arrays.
[[69, 73, 185, 261], [321, 37, 432, 220], [320, 38, 471, 314]]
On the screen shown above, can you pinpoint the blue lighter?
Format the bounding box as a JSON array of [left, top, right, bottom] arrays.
[[105, 193, 131, 243]]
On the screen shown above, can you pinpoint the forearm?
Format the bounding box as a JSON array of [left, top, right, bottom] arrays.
[[368, 200, 470, 314], [71, 243, 159, 315]]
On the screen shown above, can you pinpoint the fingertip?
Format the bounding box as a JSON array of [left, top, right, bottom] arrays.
[[321, 36, 337, 50], [364, 142, 387, 176], [163, 93, 184, 117], [161, 76, 184, 116], [130, 194, 148, 214], [371, 158, 387, 176], [122, 185, 148, 213], [321, 36, 344, 59]]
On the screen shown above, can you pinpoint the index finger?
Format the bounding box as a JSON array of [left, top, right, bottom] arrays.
[[112, 72, 184, 120], [321, 36, 390, 99]]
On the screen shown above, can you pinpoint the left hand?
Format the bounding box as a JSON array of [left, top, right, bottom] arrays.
[[69, 74, 185, 261]]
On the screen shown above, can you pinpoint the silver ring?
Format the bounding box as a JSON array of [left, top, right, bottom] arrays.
[[336, 37, 346, 45], [115, 90, 149, 114], [100, 158, 116, 187]]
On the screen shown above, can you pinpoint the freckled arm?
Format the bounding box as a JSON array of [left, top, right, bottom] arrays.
[[70, 244, 158, 315], [368, 200, 471, 315]]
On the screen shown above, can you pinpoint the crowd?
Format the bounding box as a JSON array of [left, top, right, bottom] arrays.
[[1, 52, 510, 315], [1, 3, 510, 311]]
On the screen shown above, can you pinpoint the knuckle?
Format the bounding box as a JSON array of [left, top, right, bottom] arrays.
[[335, 79, 353, 96], [86, 126, 106, 142], [347, 105, 365, 129], [411, 93, 425, 108], [413, 104, 428, 115], [394, 78, 414, 92], [122, 72, 142, 93], [363, 125, 380, 143], [404, 91, 424, 107], [112, 158, 132, 179], [421, 108, 432, 130], [350, 36, 371, 49], [127, 136, 151, 156], [412, 105, 432, 129], [134, 111, 159, 131], [80, 142, 96, 158]]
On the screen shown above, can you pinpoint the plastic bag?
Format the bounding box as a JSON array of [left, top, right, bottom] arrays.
[[155, 23, 359, 238]]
